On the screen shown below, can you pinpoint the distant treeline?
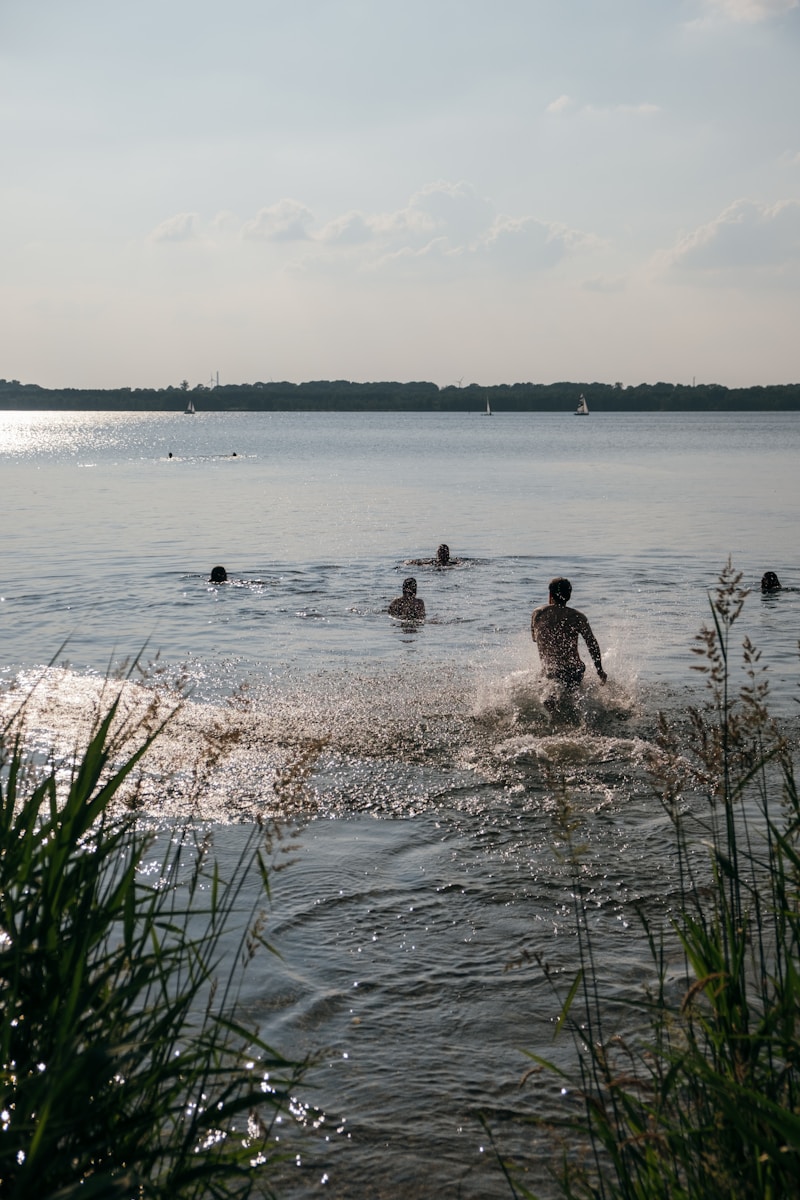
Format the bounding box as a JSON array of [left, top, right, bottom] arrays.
[[2, 378, 800, 411]]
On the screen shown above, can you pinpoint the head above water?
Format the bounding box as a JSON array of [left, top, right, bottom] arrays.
[[436, 543, 450, 565], [761, 571, 782, 593], [548, 576, 572, 606], [209, 565, 228, 583], [402, 577, 417, 596]]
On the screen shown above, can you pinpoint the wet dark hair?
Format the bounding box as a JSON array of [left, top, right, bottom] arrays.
[[402, 577, 417, 595], [549, 576, 572, 605], [761, 571, 781, 593], [209, 565, 228, 583], [436, 544, 450, 565]]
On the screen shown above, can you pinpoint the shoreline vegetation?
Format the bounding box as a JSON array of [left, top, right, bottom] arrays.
[[0, 669, 320, 1198], [2, 377, 800, 412]]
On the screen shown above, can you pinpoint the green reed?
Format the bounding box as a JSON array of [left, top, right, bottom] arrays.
[[511, 561, 800, 1199], [0, 678, 314, 1199]]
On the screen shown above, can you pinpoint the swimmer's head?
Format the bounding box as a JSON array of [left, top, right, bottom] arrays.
[[436, 543, 450, 565], [402, 577, 417, 596], [761, 571, 782, 593], [209, 565, 228, 583], [549, 576, 572, 606]]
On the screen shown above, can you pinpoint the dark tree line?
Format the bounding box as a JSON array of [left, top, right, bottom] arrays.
[[1, 377, 799, 411]]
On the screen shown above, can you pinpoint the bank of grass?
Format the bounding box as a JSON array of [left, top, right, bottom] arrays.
[[0, 679, 315, 1198], [512, 561, 800, 1199]]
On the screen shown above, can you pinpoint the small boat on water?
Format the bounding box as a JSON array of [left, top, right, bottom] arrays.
[[484, 395, 492, 416], [575, 394, 589, 416], [184, 399, 196, 415]]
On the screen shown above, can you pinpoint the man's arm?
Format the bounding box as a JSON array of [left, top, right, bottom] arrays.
[[579, 615, 607, 683]]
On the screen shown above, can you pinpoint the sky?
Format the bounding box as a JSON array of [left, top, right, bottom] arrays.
[[2, 0, 800, 390]]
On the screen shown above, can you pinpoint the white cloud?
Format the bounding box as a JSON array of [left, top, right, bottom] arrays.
[[149, 212, 199, 242], [406, 180, 495, 244], [546, 94, 573, 115], [544, 97, 662, 125], [705, 0, 799, 22], [316, 182, 497, 260], [318, 212, 374, 246], [666, 198, 800, 271], [480, 216, 590, 271], [545, 97, 660, 119], [241, 199, 314, 241]]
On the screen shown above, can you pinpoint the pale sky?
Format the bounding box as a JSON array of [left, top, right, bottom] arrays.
[[2, 0, 800, 390]]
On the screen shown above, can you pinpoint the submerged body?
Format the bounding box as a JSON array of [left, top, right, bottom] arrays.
[[405, 543, 462, 568]]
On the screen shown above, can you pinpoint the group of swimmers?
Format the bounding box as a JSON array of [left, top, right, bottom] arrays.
[[207, 556, 790, 705], [384, 549, 608, 695]]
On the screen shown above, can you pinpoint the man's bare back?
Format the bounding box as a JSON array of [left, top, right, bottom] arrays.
[[531, 577, 606, 688]]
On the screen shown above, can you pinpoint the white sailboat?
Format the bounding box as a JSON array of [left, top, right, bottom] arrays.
[[575, 394, 589, 416], [484, 394, 492, 416], [184, 398, 196, 415]]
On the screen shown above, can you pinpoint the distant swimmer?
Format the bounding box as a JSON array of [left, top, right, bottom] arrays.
[[531, 577, 607, 694], [389, 577, 426, 621], [209, 565, 228, 583], [405, 543, 463, 568], [761, 570, 797, 593]]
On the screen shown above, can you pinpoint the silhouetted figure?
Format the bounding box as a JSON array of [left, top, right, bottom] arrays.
[[761, 571, 782, 593], [405, 542, 463, 568], [209, 565, 228, 583], [531, 577, 607, 697], [389, 577, 425, 621]]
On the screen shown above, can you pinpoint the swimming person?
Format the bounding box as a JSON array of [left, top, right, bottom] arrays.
[[761, 571, 782, 593], [405, 543, 462, 567], [531, 577, 607, 692], [209, 565, 228, 583], [389, 577, 425, 620]]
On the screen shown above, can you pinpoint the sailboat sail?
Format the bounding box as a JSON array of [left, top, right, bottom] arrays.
[[575, 394, 589, 415], [484, 395, 492, 416]]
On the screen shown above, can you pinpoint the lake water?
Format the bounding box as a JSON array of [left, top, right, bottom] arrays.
[[1, 409, 799, 1196]]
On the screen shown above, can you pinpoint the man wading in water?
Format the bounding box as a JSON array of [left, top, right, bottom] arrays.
[[531, 577, 607, 713]]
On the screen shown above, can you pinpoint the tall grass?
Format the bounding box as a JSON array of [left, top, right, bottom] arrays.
[[515, 561, 800, 1199], [0, 679, 314, 1199]]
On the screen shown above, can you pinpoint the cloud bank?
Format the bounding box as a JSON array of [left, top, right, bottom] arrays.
[[149, 182, 597, 279]]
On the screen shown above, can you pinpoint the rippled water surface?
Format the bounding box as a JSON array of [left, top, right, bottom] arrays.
[[2, 408, 799, 1196]]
